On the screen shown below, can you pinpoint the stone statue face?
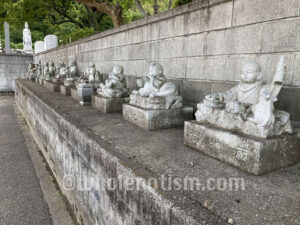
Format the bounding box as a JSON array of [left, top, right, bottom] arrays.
[[151, 64, 163, 77], [241, 61, 261, 83], [113, 65, 123, 74]]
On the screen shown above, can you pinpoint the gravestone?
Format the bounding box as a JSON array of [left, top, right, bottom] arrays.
[[4, 22, 10, 54], [44, 35, 58, 51], [35, 41, 45, 54]]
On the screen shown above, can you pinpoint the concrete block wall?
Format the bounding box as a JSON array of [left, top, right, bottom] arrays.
[[35, 0, 300, 120], [0, 54, 33, 91]]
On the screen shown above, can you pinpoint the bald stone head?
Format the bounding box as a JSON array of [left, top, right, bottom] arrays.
[[241, 61, 262, 83], [150, 63, 163, 77]]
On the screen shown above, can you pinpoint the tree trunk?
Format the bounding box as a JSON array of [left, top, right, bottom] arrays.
[[153, 0, 159, 15], [74, 0, 123, 27]]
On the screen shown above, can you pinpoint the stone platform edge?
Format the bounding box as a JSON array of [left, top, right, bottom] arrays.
[[14, 80, 224, 225]]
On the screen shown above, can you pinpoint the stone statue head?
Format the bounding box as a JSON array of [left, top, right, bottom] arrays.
[[70, 60, 76, 66], [90, 63, 95, 68], [45, 62, 49, 66], [150, 63, 163, 77], [241, 61, 262, 83], [50, 62, 54, 66], [113, 65, 124, 74]]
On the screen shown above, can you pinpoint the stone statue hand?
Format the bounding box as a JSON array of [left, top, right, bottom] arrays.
[[225, 102, 241, 114], [149, 93, 156, 98]]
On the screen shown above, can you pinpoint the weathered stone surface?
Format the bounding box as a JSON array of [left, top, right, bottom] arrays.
[[0, 54, 32, 91], [15, 80, 300, 225], [129, 94, 183, 110], [184, 121, 300, 175], [71, 87, 82, 101], [123, 103, 193, 130], [92, 95, 129, 113], [47, 82, 60, 92], [60, 85, 71, 96], [77, 83, 93, 106], [261, 18, 300, 53], [232, 0, 299, 26]]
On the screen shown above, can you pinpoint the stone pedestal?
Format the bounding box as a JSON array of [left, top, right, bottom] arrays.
[[35, 78, 39, 83], [184, 121, 300, 175], [60, 85, 71, 96], [39, 79, 43, 86], [43, 80, 48, 87], [78, 84, 93, 106], [48, 82, 60, 92], [92, 95, 129, 113], [71, 88, 81, 101], [123, 104, 193, 131]]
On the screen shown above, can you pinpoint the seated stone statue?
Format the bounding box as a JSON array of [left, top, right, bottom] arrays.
[[131, 63, 182, 109], [27, 63, 37, 80], [36, 61, 42, 78], [43, 62, 49, 80], [64, 60, 78, 87], [195, 57, 293, 138], [46, 62, 56, 81], [97, 65, 129, 98], [78, 63, 101, 88]]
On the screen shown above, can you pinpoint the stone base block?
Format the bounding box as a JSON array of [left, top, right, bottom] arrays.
[[78, 84, 93, 106], [60, 85, 71, 96], [39, 79, 43, 86], [184, 121, 300, 175], [48, 82, 60, 92], [92, 95, 129, 113], [123, 104, 193, 131], [71, 88, 81, 101]]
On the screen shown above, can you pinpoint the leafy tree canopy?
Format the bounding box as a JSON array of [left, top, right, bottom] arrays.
[[0, 0, 194, 49]]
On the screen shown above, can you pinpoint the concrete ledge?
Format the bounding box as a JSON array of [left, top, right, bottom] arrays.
[[15, 80, 300, 225]]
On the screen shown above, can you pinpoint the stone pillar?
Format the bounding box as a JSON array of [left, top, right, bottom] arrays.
[[4, 22, 10, 54]]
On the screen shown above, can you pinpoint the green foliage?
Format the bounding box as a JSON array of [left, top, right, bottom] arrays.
[[0, 0, 194, 49]]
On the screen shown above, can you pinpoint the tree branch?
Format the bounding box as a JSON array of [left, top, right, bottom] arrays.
[[134, 0, 150, 17], [74, 0, 123, 27]]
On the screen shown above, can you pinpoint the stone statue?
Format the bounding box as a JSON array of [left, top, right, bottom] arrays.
[[36, 61, 42, 78], [43, 62, 49, 80], [64, 60, 78, 87], [23, 22, 32, 52], [78, 63, 101, 87], [47, 62, 56, 81], [97, 65, 129, 98], [27, 63, 37, 81], [195, 57, 293, 138], [131, 63, 182, 109]]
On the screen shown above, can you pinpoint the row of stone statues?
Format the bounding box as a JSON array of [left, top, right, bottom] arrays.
[[30, 57, 298, 175], [28, 58, 292, 136]]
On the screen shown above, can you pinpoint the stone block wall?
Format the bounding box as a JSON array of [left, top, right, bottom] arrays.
[[0, 54, 33, 91], [34, 0, 300, 120]]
